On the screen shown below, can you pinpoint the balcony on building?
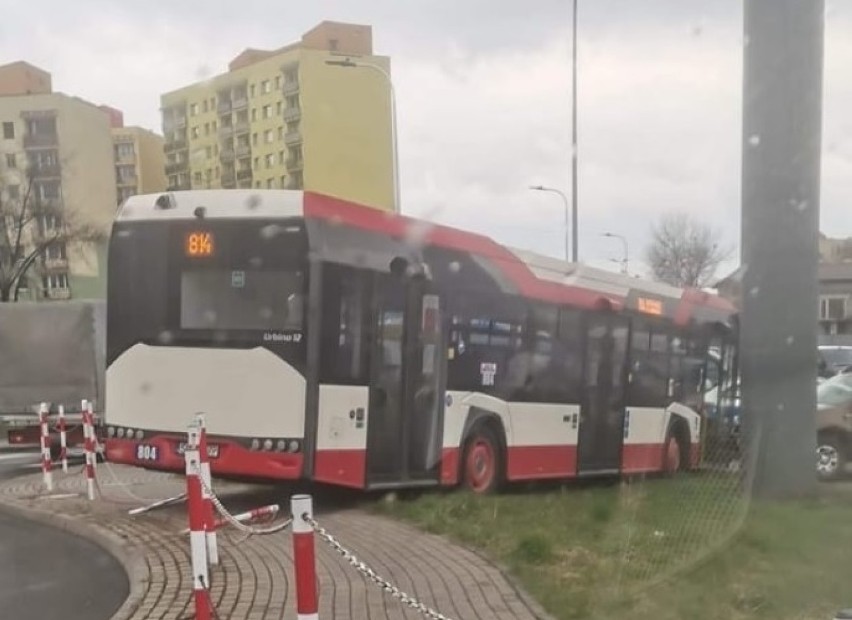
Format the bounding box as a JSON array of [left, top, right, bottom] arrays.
[[164, 137, 188, 153], [235, 144, 251, 158], [165, 161, 187, 175], [236, 169, 253, 182], [219, 149, 236, 163], [42, 257, 69, 271], [218, 124, 234, 139], [117, 174, 138, 186], [284, 130, 302, 145], [232, 94, 248, 110], [283, 107, 301, 122], [286, 157, 304, 173], [282, 80, 300, 96], [23, 132, 58, 149], [44, 288, 71, 301], [217, 99, 232, 115], [29, 163, 62, 179], [234, 119, 250, 135]]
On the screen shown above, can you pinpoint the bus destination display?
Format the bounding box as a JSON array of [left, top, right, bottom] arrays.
[[185, 232, 214, 257]]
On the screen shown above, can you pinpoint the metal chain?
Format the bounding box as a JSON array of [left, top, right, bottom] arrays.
[[304, 515, 455, 620], [195, 468, 292, 536]]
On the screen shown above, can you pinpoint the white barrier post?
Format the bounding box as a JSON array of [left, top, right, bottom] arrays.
[[39, 403, 53, 492], [186, 422, 211, 620], [86, 400, 98, 471], [195, 414, 218, 566], [291, 494, 318, 620], [82, 399, 95, 501], [58, 404, 68, 473]]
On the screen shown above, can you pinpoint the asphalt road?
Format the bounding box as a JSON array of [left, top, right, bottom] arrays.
[[0, 448, 129, 620]]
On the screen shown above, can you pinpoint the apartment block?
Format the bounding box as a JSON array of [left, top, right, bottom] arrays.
[[111, 125, 168, 205], [0, 61, 117, 301], [160, 21, 394, 211]]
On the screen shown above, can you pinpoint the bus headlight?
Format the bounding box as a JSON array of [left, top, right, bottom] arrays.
[[263, 439, 273, 451], [126, 429, 135, 439], [107, 426, 115, 438], [135, 430, 144, 440], [276, 440, 287, 452], [288, 440, 300, 453], [250, 438, 260, 451], [117, 428, 126, 438]]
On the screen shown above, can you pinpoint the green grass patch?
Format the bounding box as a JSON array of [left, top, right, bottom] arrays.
[[372, 475, 852, 620]]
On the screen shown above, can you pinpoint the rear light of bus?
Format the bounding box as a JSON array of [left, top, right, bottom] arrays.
[[107, 426, 116, 437], [135, 430, 144, 440], [263, 439, 273, 451], [117, 428, 126, 438]]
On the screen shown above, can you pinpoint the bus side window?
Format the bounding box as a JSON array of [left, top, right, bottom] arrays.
[[629, 327, 668, 408]]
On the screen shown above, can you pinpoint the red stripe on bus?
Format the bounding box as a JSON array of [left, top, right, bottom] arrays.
[[621, 443, 666, 473], [440, 447, 460, 485], [105, 437, 304, 480], [313, 449, 366, 489], [303, 192, 622, 311], [506, 445, 578, 480]]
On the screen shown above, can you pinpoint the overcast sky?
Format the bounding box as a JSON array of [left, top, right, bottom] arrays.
[[2, 1, 851, 278]]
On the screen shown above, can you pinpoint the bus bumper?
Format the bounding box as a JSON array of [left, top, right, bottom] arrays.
[[104, 434, 304, 480]]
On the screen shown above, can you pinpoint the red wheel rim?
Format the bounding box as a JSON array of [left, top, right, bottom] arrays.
[[665, 437, 681, 473], [466, 439, 495, 492]]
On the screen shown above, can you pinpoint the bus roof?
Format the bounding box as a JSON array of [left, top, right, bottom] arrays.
[[116, 190, 736, 326]]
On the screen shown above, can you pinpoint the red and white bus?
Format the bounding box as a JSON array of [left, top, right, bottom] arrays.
[[104, 190, 736, 493]]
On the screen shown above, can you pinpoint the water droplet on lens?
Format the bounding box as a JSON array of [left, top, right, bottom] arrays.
[[449, 261, 461, 274], [245, 194, 262, 210], [748, 135, 761, 147], [786, 336, 795, 345], [157, 330, 174, 344], [749, 286, 760, 297]]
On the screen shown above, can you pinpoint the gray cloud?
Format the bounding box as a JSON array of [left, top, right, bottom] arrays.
[[1, 0, 850, 278]]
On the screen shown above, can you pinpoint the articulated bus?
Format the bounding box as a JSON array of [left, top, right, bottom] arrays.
[[104, 190, 737, 493]]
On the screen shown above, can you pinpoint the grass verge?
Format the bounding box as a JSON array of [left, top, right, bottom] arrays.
[[372, 474, 852, 620]]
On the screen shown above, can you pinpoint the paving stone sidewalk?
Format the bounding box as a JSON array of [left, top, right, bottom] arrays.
[[0, 463, 551, 620]]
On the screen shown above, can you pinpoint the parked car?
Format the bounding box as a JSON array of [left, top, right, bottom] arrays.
[[818, 345, 852, 379], [816, 372, 852, 480]]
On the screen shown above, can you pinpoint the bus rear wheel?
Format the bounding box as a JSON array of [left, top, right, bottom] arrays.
[[663, 433, 682, 475], [462, 426, 502, 494]]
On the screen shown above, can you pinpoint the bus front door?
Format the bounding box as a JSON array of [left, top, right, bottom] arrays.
[[578, 317, 629, 474], [366, 274, 444, 487]]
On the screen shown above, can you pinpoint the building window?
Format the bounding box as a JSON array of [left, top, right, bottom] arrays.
[[278, 126, 284, 140], [190, 103, 198, 116], [265, 153, 275, 168], [205, 146, 213, 159], [253, 157, 259, 170], [43, 273, 69, 291], [263, 105, 272, 119], [821, 296, 848, 321], [214, 144, 219, 156], [45, 243, 67, 261], [275, 76, 281, 90], [194, 171, 202, 184], [204, 122, 210, 136], [212, 120, 217, 131], [276, 101, 282, 115], [264, 129, 274, 144], [290, 145, 303, 163], [250, 84, 256, 98], [5, 153, 15, 168], [251, 108, 257, 121], [278, 151, 285, 164], [191, 126, 199, 139], [281, 175, 287, 187], [252, 133, 258, 146], [267, 178, 275, 189], [215, 166, 220, 178], [285, 95, 299, 109], [291, 171, 303, 189], [262, 80, 271, 94], [329, 38, 339, 51], [202, 100, 208, 113], [2, 122, 14, 139], [255, 180, 262, 188]]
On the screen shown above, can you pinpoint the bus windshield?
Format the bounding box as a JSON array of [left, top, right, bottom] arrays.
[[180, 269, 304, 331]]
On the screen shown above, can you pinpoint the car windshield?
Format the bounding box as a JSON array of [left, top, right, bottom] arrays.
[[821, 348, 852, 369], [817, 373, 852, 408]]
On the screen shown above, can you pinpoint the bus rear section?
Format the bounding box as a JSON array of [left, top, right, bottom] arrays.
[[104, 207, 309, 480]]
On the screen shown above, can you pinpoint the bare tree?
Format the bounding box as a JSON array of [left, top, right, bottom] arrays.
[[0, 166, 104, 302], [645, 212, 730, 288]]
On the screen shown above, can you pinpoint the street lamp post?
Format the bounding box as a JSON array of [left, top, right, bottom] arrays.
[[530, 185, 576, 262], [326, 58, 400, 214], [601, 232, 628, 274]]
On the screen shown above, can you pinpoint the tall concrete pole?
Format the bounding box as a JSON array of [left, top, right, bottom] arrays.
[[741, 0, 824, 497]]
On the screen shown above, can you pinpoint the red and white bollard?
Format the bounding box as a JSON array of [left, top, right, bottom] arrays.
[[180, 503, 280, 535], [186, 423, 211, 620], [291, 494, 318, 620], [86, 400, 98, 472], [82, 399, 96, 501], [38, 403, 53, 492], [195, 414, 218, 566], [58, 404, 68, 473]]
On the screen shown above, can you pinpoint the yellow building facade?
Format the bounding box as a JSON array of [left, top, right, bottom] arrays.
[[112, 126, 168, 205], [160, 21, 394, 211]]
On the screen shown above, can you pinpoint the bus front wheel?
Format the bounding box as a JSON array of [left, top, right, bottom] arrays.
[[462, 426, 503, 494]]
